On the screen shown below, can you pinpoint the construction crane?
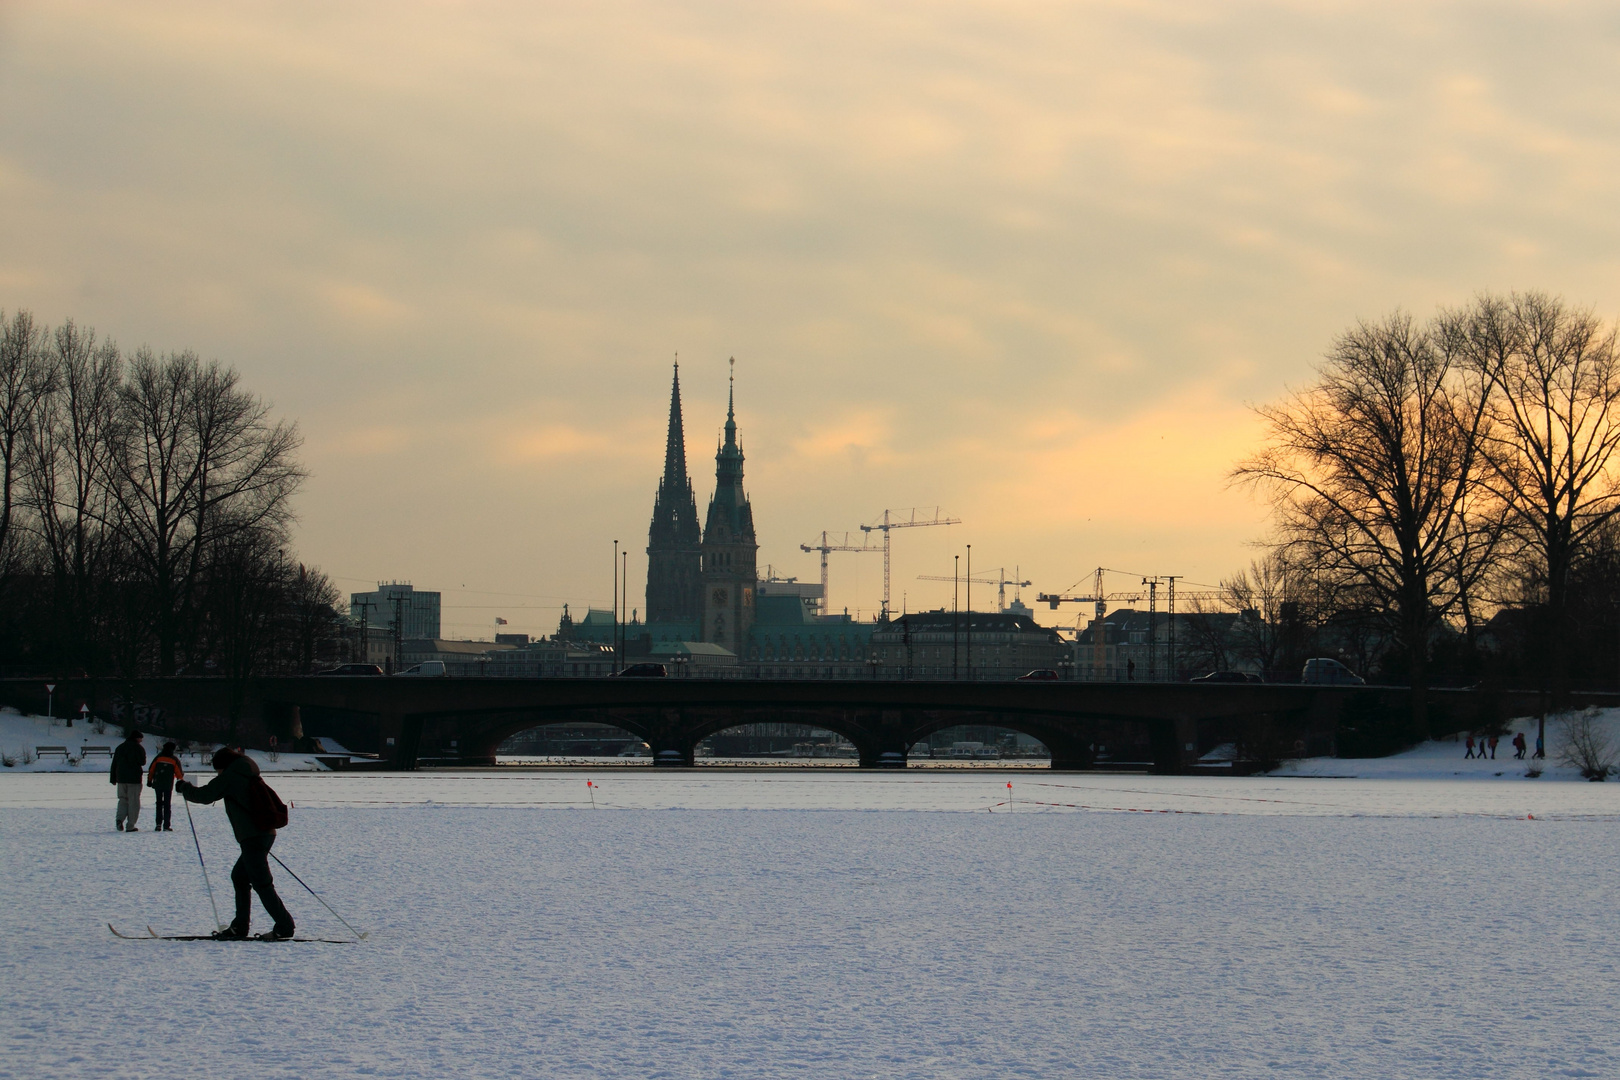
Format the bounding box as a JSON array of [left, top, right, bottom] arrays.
[[861, 507, 960, 620], [1038, 569, 1221, 680], [799, 531, 878, 615], [916, 567, 1032, 614]]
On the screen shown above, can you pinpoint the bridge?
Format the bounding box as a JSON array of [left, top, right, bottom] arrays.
[[1, 676, 1589, 772]]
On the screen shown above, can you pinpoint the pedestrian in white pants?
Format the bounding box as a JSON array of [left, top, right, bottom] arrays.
[[115, 782, 142, 829], [110, 730, 146, 831]]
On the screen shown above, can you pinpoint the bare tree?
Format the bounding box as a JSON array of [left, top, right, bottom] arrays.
[[1179, 598, 1235, 675], [1555, 708, 1615, 781], [1221, 552, 1300, 680], [108, 349, 305, 674], [1236, 311, 1490, 736], [1447, 292, 1620, 699], [25, 320, 125, 668], [0, 310, 53, 587]]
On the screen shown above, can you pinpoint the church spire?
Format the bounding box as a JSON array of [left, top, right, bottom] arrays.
[[663, 358, 690, 486], [646, 356, 702, 624], [724, 356, 737, 448]]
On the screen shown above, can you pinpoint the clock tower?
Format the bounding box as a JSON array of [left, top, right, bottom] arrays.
[[700, 359, 757, 652]]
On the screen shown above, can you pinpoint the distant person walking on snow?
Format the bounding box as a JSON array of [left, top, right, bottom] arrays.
[[1488, 735, 1499, 760], [110, 729, 146, 831], [177, 748, 295, 940], [1513, 733, 1527, 759], [1535, 733, 1545, 759], [146, 742, 184, 832], [1465, 734, 1477, 759]]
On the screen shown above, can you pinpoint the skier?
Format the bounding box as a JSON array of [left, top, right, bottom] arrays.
[[1464, 734, 1476, 759], [146, 742, 184, 832], [176, 748, 295, 941], [110, 729, 147, 831], [1513, 732, 1527, 760]]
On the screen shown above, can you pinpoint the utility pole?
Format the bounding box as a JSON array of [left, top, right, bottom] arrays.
[[966, 544, 972, 683], [354, 598, 375, 666], [622, 550, 629, 670], [391, 592, 405, 675], [953, 554, 960, 681], [612, 540, 620, 674], [1143, 577, 1159, 681], [1167, 576, 1178, 681]]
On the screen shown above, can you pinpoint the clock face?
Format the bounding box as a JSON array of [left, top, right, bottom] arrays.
[[712, 588, 729, 605]]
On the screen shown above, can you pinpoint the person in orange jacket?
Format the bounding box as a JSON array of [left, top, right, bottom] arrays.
[[146, 742, 184, 832]]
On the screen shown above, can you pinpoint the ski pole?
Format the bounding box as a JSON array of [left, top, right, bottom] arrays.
[[267, 850, 368, 941], [182, 796, 224, 932]]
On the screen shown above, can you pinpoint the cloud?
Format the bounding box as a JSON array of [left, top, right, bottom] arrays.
[[4, 0, 1620, 610]]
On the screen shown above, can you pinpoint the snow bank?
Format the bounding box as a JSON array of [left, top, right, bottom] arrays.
[[1276, 708, 1620, 781], [0, 708, 330, 773]]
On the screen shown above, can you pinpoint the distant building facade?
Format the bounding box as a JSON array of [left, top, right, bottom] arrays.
[[350, 583, 441, 640], [870, 611, 1066, 680]]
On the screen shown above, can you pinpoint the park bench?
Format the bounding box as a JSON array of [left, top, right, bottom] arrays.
[[78, 745, 112, 761], [35, 746, 70, 762]]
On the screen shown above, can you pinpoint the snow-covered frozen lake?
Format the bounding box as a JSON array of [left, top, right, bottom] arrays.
[[3, 768, 1617, 1079]]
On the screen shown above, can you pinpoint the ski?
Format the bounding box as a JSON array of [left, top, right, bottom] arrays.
[[108, 923, 355, 944]]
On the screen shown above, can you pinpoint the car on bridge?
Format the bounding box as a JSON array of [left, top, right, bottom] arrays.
[[396, 661, 447, 677], [611, 663, 668, 678], [1189, 670, 1262, 684], [1016, 669, 1061, 681], [1301, 657, 1365, 685], [315, 663, 384, 676]]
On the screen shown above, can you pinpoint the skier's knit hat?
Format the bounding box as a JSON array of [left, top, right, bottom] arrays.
[[211, 746, 244, 771]]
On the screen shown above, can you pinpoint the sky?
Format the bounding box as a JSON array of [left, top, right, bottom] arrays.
[[3, 1, 1620, 639]]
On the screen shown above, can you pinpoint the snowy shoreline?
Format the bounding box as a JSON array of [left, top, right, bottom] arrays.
[[7, 705, 1618, 781]]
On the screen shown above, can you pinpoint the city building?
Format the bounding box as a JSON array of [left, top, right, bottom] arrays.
[[1073, 609, 1244, 681], [869, 610, 1067, 680], [350, 582, 441, 640]]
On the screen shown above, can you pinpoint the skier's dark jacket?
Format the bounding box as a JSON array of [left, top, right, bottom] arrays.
[[179, 753, 273, 842], [109, 738, 146, 785]]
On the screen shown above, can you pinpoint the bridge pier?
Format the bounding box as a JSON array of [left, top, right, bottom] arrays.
[[652, 743, 695, 767], [857, 709, 908, 768], [378, 712, 426, 770], [1046, 730, 1096, 771], [1148, 716, 1199, 775], [261, 702, 303, 747]]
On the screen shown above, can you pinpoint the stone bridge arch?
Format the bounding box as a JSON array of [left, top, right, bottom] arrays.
[[432, 709, 660, 765], [901, 711, 1106, 769]]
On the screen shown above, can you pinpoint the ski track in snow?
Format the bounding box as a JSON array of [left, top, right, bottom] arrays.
[[2, 771, 1618, 1078]]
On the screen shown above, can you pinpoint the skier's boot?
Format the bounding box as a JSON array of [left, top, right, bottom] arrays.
[[211, 924, 249, 941], [258, 923, 296, 941]]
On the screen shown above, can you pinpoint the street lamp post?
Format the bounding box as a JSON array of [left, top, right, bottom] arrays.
[[612, 540, 620, 675], [966, 544, 972, 683]]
